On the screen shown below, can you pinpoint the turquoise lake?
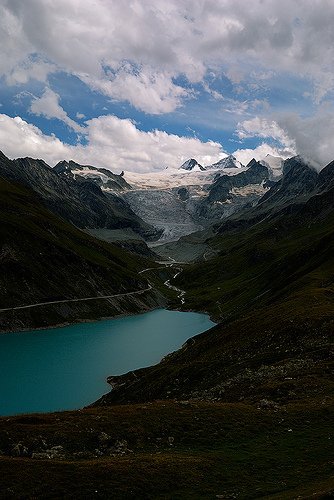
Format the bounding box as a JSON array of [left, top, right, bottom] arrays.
[[0, 309, 215, 416]]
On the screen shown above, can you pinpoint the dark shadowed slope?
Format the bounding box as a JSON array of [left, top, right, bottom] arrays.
[[0, 151, 160, 240], [0, 174, 162, 331]]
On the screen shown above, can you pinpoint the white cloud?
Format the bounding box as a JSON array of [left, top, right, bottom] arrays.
[[2, 1, 334, 113], [233, 143, 293, 166], [29, 88, 83, 133], [0, 113, 225, 172], [2, 1, 334, 168], [5, 57, 56, 85], [236, 109, 334, 168], [276, 107, 334, 168], [236, 116, 295, 149], [234, 116, 296, 165], [83, 66, 189, 114], [10, 110, 334, 174], [222, 98, 250, 116], [0, 114, 69, 160]]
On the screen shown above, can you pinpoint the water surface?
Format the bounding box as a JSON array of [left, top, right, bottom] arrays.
[[0, 309, 214, 416]]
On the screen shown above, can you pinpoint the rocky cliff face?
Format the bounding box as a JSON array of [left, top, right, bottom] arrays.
[[214, 155, 334, 236], [258, 156, 318, 207], [197, 159, 270, 220]]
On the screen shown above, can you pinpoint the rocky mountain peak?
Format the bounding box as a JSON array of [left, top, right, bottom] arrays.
[[179, 158, 206, 171], [245, 158, 259, 169], [54, 160, 72, 175], [282, 156, 318, 187], [54, 160, 131, 191], [282, 155, 314, 173], [206, 155, 244, 170], [258, 156, 318, 208]]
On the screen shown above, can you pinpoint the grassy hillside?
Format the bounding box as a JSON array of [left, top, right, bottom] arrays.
[[0, 399, 333, 499], [176, 208, 334, 321], [0, 175, 163, 331]]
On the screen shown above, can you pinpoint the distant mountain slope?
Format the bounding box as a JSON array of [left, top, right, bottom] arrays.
[[215, 156, 326, 234], [258, 156, 318, 207], [0, 152, 159, 240], [207, 159, 269, 203], [0, 174, 162, 331], [123, 160, 274, 242]]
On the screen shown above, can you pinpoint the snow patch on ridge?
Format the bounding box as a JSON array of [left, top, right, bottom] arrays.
[[260, 154, 284, 178], [124, 167, 247, 190], [71, 168, 110, 184]]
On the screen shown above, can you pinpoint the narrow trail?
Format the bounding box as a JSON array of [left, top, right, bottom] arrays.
[[0, 286, 152, 313]]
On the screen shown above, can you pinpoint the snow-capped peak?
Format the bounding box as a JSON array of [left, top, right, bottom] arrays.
[[179, 158, 206, 171], [206, 155, 244, 170]]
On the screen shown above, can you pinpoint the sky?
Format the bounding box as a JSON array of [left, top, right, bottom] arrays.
[[1, 0, 334, 173]]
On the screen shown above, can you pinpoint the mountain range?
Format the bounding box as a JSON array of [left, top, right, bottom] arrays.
[[122, 156, 280, 243], [179, 154, 245, 171]]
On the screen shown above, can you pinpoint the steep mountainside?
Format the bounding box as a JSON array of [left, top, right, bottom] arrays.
[[0, 174, 162, 332], [196, 159, 271, 220], [0, 152, 158, 240], [258, 156, 318, 207], [214, 156, 326, 234]]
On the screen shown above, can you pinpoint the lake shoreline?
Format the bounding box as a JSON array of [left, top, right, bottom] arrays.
[[0, 303, 159, 335], [0, 309, 215, 416], [0, 287, 168, 335], [0, 289, 220, 336]]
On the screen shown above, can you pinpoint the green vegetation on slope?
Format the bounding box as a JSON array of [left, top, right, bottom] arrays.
[[173, 187, 334, 321], [0, 175, 162, 331]]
